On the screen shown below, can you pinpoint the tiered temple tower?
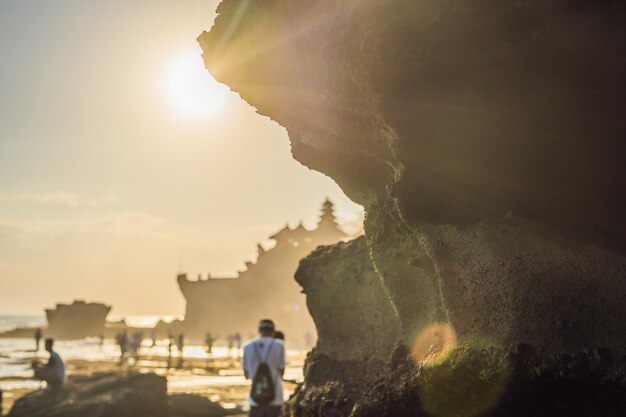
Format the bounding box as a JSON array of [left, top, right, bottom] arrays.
[[176, 200, 350, 345]]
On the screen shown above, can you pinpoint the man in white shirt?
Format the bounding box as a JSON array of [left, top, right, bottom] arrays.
[[32, 338, 65, 389], [242, 319, 286, 417]]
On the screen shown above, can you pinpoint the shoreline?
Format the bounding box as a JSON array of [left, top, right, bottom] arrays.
[[0, 339, 305, 415]]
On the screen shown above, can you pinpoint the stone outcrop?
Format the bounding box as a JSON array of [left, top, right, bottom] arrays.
[[288, 345, 626, 417], [295, 236, 399, 361], [168, 394, 238, 417], [46, 300, 111, 340], [8, 372, 167, 417], [6, 373, 238, 417], [198, 1, 626, 415]]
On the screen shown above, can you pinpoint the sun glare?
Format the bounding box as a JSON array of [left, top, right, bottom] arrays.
[[167, 51, 231, 118]]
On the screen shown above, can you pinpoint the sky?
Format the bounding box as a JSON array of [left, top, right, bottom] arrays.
[[0, 0, 363, 317]]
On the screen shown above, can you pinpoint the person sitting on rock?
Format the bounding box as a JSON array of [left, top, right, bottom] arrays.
[[32, 338, 65, 389]]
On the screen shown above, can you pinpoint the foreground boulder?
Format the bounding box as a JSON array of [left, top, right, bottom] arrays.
[[169, 394, 239, 417], [8, 372, 168, 417], [289, 345, 626, 417]]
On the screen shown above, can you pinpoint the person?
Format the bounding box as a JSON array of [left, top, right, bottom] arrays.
[[34, 328, 42, 352], [176, 333, 185, 368], [235, 332, 243, 358], [242, 319, 285, 417], [274, 331, 285, 341], [205, 332, 215, 356], [167, 335, 174, 369], [117, 330, 129, 365], [32, 338, 65, 389], [227, 334, 234, 357], [130, 332, 143, 361]]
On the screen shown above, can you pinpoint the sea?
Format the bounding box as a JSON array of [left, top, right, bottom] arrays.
[[0, 315, 304, 406]]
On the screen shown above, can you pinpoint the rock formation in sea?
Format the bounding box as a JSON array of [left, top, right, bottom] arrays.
[[198, 1, 626, 416], [45, 300, 111, 340], [177, 200, 350, 343]]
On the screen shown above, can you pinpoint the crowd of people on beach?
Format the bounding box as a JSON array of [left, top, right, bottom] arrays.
[[115, 330, 145, 365], [11, 319, 296, 417]]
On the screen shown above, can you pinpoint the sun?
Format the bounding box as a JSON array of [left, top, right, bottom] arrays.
[[167, 51, 231, 118]]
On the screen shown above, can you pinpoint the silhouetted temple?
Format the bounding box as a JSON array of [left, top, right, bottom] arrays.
[[177, 200, 349, 344]]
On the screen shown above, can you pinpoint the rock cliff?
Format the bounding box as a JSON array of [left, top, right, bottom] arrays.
[[198, 1, 626, 415]]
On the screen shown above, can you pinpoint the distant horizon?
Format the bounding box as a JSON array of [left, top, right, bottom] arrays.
[[0, 197, 362, 316], [0, 0, 363, 317]]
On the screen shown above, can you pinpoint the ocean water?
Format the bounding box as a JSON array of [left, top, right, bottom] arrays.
[[0, 315, 304, 400], [0, 315, 46, 334]]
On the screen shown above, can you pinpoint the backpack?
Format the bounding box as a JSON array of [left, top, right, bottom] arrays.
[[250, 340, 276, 405]]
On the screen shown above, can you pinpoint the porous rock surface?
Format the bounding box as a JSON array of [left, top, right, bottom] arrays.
[[7, 372, 168, 417], [198, 1, 626, 416], [295, 236, 399, 361], [168, 394, 238, 417]]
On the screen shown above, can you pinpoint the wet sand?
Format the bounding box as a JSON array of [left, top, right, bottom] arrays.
[[1, 347, 305, 415]]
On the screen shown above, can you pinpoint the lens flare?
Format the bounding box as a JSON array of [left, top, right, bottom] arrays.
[[411, 323, 456, 366]]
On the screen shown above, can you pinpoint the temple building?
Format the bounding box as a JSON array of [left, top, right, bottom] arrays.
[[176, 200, 350, 345]]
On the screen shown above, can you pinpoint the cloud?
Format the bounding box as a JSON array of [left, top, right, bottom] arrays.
[[2, 191, 117, 208], [0, 211, 166, 239]]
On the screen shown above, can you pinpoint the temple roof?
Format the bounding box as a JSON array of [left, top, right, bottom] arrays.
[[269, 199, 346, 241]]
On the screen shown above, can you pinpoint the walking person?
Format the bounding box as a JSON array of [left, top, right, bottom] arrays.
[[130, 332, 143, 362], [117, 331, 129, 366], [235, 332, 243, 359], [242, 319, 285, 417], [34, 328, 42, 352], [227, 334, 234, 358], [32, 338, 65, 390], [167, 335, 174, 369], [205, 333, 215, 356], [205, 332, 216, 369], [176, 333, 185, 368]]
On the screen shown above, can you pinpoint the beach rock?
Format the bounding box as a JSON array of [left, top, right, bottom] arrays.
[[200, 0, 626, 352], [295, 236, 399, 360], [169, 394, 238, 417], [288, 345, 626, 417], [199, 0, 626, 415], [45, 300, 111, 340], [7, 372, 167, 417]]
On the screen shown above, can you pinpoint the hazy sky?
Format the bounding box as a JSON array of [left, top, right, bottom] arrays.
[[0, 0, 362, 317]]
